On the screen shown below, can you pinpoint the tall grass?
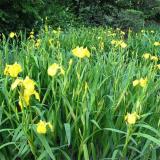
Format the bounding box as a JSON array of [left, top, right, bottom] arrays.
[[0, 26, 160, 159]]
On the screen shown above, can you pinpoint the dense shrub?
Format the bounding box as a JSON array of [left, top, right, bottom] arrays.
[[0, 0, 160, 33], [0, 0, 44, 33], [0, 0, 79, 34], [42, 2, 79, 28], [70, 0, 160, 30], [115, 9, 145, 30]]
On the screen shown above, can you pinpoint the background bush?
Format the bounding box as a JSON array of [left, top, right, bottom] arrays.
[[0, 0, 160, 33], [0, 0, 44, 33], [73, 0, 160, 30], [42, 1, 79, 29]]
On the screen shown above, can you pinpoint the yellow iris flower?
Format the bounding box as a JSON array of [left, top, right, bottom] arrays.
[[36, 120, 53, 134], [142, 53, 151, 60], [48, 63, 65, 77], [37, 120, 47, 134], [4, 62, 22, 78], [154, 42, 160, 46], [72, 46, 90, 58], [9, 32, 16, 38], [125, 112, 139, 125], [11, 76, 40, 109]]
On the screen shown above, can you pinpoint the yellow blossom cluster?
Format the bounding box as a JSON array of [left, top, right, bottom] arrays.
[[4, 62, 40, 109], [72, 46, 90, 58], [115, 28, 125, 35], [27, 31, 41, 48], [120, 31, 125, 35], [28, 31, 34, 39], [111, 40, 127, 48], [35, 39, 41, 48], [142, 53, 159, 62], [107, 30, 116, 37], [133, 78, 147, 88], [126, 41, 159, 126], [36, 120, 53, 134]]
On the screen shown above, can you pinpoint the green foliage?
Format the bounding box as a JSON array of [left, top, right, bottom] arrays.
[[0, 0, 80, 34], [43, 2, 80, 28], [0, 0, 46, 33], [70, 0, 160, 29], [116, 9, 145, 30], [0, 26, 160, 159], [0, 0, 160, 33]]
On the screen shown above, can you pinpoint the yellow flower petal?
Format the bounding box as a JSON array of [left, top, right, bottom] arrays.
[[11, 78, 23, 90], [142, 53, 150, 60], [111, 40, 116, 45], [69, 59, 73, 66], [150, 56, 158, 62], [139, 78, 147, 88], [120, 42, 127, 48], [47, 63, 60, 76], [154, 42, 160, 46], [133, 78, 147, 88], [47, 122, 54, 132], [37, 120, 47, 134], [9, 32, 16, 38], [125, 112, 139, 124], [4, 62, 22, 78], [23, 76, 36, 94], [34, 91, 40, 101], [60, 67, 65, 75], [111, 40, 127, 48], [133, 80, 139, 87], [157, 64, 160, 69], [72, 47, 90, 58]]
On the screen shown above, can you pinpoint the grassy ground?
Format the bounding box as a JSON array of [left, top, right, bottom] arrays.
[[0, 26, 160, 160]]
